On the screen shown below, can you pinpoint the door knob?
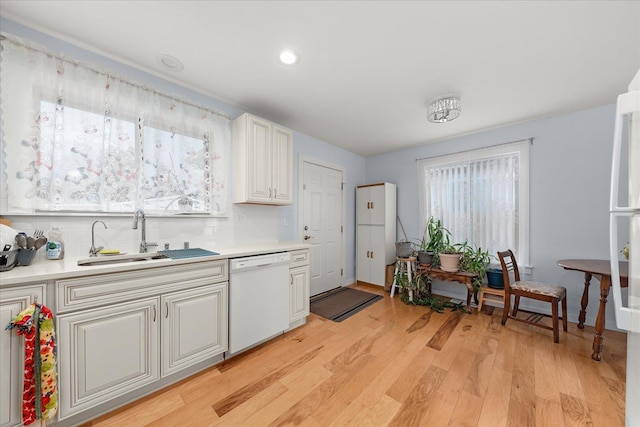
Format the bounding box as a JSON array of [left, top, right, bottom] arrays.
[[304, 235, 311, 240]]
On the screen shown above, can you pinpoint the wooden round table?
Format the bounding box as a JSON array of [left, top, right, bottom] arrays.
[[557, 259, 629, 361]]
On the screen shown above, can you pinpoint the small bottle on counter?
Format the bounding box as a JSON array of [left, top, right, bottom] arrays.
[[46, 226, 65, 260]]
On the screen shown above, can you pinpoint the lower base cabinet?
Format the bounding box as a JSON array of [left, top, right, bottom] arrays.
[[58, 282, 228, 419], [55, 260, 228, 421], [0, 284, 46, 427], [289, 249, 310, 324]]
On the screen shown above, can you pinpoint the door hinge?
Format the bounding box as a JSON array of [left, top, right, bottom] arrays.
[[341, 225, 343, 233], [341, 268, 343, 276], [303, 184, 306, 190], [341, 182, 344, 190]]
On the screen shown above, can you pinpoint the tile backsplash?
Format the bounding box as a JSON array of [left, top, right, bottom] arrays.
[[4, 204, 280, 259]]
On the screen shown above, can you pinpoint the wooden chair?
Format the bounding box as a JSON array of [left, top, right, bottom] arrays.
[[498, 250, 568, 343]]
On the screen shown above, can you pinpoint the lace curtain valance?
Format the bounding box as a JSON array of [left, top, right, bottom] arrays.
[[0, 34, 230, 215]]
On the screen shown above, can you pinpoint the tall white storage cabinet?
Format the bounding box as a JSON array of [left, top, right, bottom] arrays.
[[356, 183, 397, 286]]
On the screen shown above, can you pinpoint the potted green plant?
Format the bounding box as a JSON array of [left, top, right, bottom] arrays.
[[459, 245, 492, 291], [418, 217, 450, 266], [438, 241, 464, 272], [395, 240, 413, 258]]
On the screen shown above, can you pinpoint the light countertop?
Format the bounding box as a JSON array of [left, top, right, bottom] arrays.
[[0, 242, 310, 287]]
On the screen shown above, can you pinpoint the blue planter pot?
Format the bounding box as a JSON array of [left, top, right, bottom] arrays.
[[486, 267, 504, 289]]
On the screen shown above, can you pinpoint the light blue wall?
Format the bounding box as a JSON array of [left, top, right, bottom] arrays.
[[367, 104, 629, 329]]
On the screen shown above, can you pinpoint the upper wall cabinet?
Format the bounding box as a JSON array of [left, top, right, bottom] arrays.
[[232, 114, 293, 205]]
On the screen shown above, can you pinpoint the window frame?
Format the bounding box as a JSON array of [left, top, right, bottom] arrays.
[[416, 140, 530, 266]]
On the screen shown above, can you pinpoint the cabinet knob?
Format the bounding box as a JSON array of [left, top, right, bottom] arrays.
[[366, 251, 370, 258]]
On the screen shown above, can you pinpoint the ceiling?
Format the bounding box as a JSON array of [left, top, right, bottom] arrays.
[[1, 1, 639, 157]]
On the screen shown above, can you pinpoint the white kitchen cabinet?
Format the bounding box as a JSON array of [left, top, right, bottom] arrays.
[[232, 113, 293, 205], [55, 260, 228, 421], [289, 249, 310, 325], [57, 298, 160, 420], [161, 283, 228, 377], [356, 183, 397, 287], [0, 284, 45, 427]]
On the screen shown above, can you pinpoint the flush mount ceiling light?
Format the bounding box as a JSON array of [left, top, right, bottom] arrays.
[[278, 48, 299, 66], [427, 96, 461, 123], [156, 54, 184, 72]]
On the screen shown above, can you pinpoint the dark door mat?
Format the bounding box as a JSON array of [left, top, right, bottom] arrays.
[[310, 287, 383, 322]]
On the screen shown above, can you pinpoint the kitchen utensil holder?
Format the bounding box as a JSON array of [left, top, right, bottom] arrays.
[[17, 248, 37, 266]]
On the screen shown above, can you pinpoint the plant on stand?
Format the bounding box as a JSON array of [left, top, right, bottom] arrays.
[[459, 245, 492, 292], [418, 216, 450, 267], [438, 241, 465, 272]]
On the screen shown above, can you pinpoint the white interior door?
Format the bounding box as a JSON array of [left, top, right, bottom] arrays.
[[302, 159, 344, 296]]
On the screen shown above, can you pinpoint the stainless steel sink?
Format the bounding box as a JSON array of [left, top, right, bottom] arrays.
[[77, 252, 168, 266]]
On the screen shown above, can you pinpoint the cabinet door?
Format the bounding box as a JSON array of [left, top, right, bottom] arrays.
[[57, 298, 159, 420], [368, 185, 386, 225], [357, 185, 386, 225], [246, 115, 272, 202], [368, 226, 387, 286], [272, 126, 293, 204], [356, 225, 372, 282], [289, 266, 310, 323], [356, 187, 369, 225], [161, 283, 228, 377], [1, 285, 45, 427]]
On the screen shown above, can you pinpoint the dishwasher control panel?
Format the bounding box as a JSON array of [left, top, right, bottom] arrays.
[[229, 252, 290, 271]]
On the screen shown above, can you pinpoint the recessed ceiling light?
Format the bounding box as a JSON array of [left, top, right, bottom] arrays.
[[156, 54, 184, 72], [279, 48, 299, 66]]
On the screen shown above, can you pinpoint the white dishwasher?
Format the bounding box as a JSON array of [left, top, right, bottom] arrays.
[[228, 252, 291, 355]]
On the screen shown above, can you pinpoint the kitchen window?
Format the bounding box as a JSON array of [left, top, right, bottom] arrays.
[[417, 140, 530, 265], [0, 34, 230, 216]]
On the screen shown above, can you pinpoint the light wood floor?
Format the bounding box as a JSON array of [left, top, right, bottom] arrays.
[[83, 283, 627, 427]]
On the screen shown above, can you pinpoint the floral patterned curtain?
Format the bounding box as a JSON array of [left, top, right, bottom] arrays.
[[0, 34, 229, 215]]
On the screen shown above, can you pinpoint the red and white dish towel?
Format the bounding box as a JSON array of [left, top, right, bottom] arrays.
[[6, 303, 58, 425]]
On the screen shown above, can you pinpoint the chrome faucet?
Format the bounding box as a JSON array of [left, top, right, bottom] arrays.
[[89, 220, 107, 257], [132, 209, 157, 253]]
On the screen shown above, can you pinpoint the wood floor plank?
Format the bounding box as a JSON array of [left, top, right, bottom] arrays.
[[388, 364, 448, 426], [560, 392, 595, 426], [448, 390, 484, 427], [535, 398, 565, 427], [357, 394, 403, 426], [476, 367, 512, 427], [83, 284, 626, 427], [427, 310, 465, 351]]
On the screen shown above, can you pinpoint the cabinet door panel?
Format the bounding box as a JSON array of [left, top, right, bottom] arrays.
[[356, 225, 371, 282], [369, 226, 387, 286], [1, 286, 45, 427], [161, 284, 228, 377], [272, 126, 293, 203], [57, 298, 159, 420], [368, 185, 386, 225], [356, 187, 371, 225], [289, 266, 310, 323], [247, 116, 272, 202]]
